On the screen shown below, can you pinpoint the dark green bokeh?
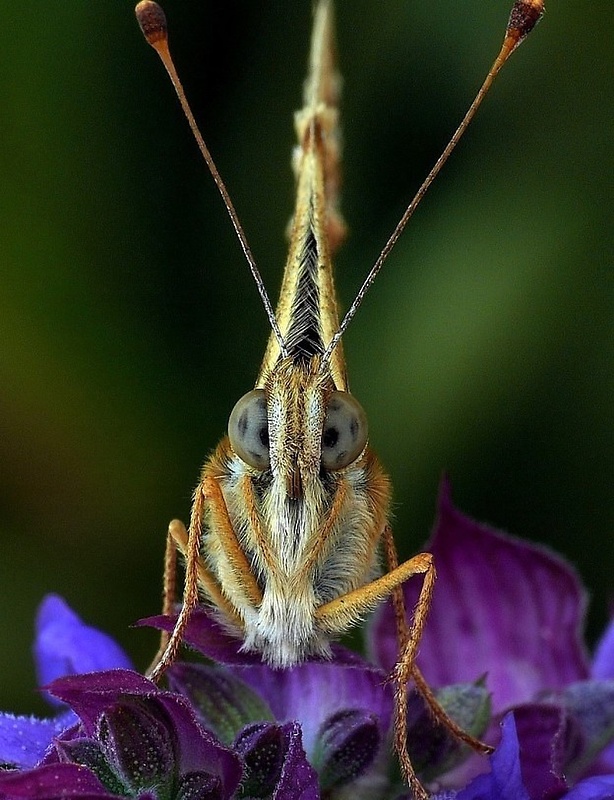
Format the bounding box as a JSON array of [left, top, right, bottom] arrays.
[[1, 1, 611, 714]]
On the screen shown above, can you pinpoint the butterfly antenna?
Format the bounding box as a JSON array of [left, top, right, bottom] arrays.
[[135, 1, 289, 357], [322, 0, 545, 363]]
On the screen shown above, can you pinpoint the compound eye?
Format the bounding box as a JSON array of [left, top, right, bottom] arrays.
[[321, 391, 368, 471], [228, 389, 270, 470]]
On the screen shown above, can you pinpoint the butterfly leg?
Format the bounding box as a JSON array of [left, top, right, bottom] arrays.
[[315, 549, 433, 799], [145, 520, 179, 676], [147, 476, 250, 681], [147, 481, 210, 680], [148, 472, 265, 681], [381, 526, 492, 791]]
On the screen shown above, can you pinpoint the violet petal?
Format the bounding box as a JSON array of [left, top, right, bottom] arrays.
[[563, 775, 614, 800], [457, 713, 530, 800], [0, 712, 74, 769], [34, 596, 133, 700], [593, 622, 614, 681], [370, 479, 590, 711]]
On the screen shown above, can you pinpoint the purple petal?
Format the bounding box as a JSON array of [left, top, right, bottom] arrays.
[[271, 722, 319, 800], [513, 703, 577, 800], [315, 708, 381, 791], [47, 671, 242, 798], [230, 661, 392, 760], [593, 621, 614, 681], [232, 721, 318, 800], [34, 597, 133, 698], [96, 702, 175, 794], [563, 775, 614, 800], [153, 692, 242, 795], [138, 612, 257, 665], [370, 479, 590, 710], [46, 670, 156, 733], [0, 711, 74, 769], [175, 772, 222, 800], [457, 713, 530, 800], [55, 737, 126, 796], [0, 762, 118, 799], [140, 610, 368, 667], [234, 722, 291, 797]]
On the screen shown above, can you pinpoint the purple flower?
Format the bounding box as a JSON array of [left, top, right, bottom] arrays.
[[371, 478, 614, 797], [0, 595, 133, 770], [150, 616, 394, 796], [0, 598, 390, 799], [370, 478, 590, 708], [0, 670, 242, 800], [455, 714, 614, 800]]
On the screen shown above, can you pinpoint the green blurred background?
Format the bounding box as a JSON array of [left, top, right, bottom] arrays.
[[1, 0, 612, 713]]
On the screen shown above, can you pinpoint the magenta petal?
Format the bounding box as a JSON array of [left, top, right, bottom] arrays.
[[0, 762, 117, 799], [34, 596, 133, 694], [370, 479, 590, 710]]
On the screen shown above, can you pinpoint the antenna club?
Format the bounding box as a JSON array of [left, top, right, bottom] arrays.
[[506, 0, 545, 52], [135, 0, 168, 47]]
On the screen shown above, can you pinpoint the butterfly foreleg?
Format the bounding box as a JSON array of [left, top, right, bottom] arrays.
[[147, 476, 253, 681]]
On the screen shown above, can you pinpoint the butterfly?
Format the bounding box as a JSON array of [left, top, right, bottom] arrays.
[[135, 2, 544, 796]]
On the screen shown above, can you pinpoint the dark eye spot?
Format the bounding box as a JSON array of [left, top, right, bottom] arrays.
[[320, 391, 368, 471], [228, 389, 270, 470], [323, 426, 339, 449], [259, 426, 269, 447]]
